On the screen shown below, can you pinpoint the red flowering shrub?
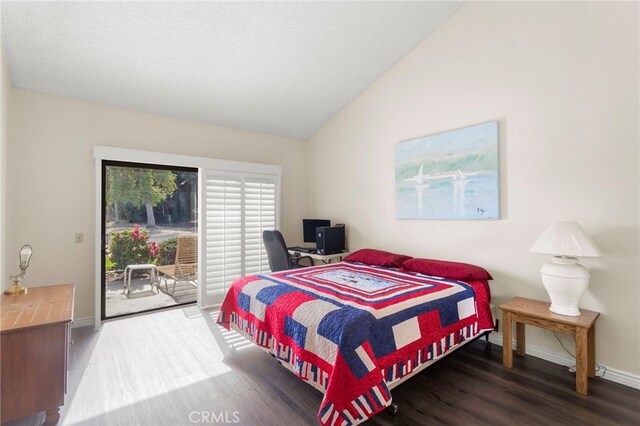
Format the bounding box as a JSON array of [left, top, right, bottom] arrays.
[[109, 225, 159, 270], [147, 241, 159, 258]]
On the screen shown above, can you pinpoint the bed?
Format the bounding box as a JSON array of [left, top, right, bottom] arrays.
[[217, 249, 494, 426]]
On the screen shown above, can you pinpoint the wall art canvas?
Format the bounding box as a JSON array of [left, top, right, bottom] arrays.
[[395, 121, 500, 220]]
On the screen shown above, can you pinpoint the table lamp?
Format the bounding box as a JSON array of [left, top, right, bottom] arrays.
[[530, 222, 600, 316], [5, 244, 33, 295]]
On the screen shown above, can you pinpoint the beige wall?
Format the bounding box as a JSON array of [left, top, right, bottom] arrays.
[[0, 50, 10, 290], [308, 2, 639, 375], [6, 89, 307, 319]]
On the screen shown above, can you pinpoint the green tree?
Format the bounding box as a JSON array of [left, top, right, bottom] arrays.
[[107, 167, 177, 228]]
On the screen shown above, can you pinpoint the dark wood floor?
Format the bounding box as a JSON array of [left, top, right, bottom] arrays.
[[7, 306, 639, 425], [369, 341, 639, 426]]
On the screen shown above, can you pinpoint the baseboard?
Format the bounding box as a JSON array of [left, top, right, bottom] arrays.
[[72, 316, 94, 328], [488, 333, 640, 390]]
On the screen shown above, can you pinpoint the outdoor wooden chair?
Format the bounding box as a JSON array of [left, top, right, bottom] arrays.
[[156, 235, 198, 296]]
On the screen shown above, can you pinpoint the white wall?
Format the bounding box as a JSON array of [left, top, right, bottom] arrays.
[[0, 50, 10, 290], [308, 2, 639, 375], [6, 89, 307, 319]]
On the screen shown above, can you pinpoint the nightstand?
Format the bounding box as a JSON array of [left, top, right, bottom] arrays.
[[499, 297, 599, 395]]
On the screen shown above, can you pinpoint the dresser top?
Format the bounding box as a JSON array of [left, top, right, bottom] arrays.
[[1, 284, 74, 333]]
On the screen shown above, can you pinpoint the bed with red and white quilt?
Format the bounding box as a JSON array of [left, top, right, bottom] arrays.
[[217, 251, 493, 426]]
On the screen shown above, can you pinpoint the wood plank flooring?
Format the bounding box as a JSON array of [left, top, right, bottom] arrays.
[[6, 305, 639, 425]]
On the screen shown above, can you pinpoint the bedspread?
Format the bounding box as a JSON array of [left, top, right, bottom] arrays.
[[217, 262, 493, 426]]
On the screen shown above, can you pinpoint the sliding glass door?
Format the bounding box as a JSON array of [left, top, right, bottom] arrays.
[[101, 161, 198, 319]]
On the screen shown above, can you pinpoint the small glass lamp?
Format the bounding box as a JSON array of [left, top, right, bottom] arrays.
[[5, 245, 33, 295], [530, 222, 600, 316]]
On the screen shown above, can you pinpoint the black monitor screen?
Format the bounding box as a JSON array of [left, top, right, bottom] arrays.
[[303, 219, 330, 243]]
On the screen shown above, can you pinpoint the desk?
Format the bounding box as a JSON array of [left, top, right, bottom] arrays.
[[500, 297, 599, 395], [288, 250, 349, 265]]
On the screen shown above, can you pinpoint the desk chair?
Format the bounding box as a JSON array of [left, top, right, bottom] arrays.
[[263, 230, 314, 272]]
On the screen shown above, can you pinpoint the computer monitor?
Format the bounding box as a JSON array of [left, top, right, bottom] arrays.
[[303, 219, 330, 243]]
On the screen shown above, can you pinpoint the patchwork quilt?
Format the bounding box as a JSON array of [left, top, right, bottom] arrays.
[[217, 262, 493, 426]]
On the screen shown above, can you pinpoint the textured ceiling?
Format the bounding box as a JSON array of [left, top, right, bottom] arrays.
[[1, 1, 464, 139]]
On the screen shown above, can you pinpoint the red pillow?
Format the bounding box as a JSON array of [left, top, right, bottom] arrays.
[[401, 258, 493, 281], [344, 249, 412, 268]]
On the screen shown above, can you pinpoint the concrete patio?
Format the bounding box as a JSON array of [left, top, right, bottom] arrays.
[[105, 275, 197, 318]]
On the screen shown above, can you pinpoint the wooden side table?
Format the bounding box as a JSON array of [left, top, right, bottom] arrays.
[[499, 297, 599, 395]]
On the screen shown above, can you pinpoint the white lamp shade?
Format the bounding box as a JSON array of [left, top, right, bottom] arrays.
[[530, 222, 601, 257]]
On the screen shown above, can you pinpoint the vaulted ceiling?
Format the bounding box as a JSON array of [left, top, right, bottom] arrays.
[[1, 1, 464, 139]]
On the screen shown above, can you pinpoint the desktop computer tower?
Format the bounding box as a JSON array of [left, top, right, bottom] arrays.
[[316, 226, 345, 255]]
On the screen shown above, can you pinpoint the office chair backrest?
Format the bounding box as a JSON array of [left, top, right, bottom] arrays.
[[263, 230, 290, 272]]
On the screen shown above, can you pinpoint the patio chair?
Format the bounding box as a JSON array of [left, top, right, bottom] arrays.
[[156, 235, 198, 296]]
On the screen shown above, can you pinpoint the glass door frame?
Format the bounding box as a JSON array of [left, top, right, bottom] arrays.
[[100, 159, 198, 320]]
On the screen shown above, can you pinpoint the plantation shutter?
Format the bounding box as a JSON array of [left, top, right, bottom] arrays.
[[199, 171, 279, 307], [244, 178, 276, 275], [200, 174, 243, 307]]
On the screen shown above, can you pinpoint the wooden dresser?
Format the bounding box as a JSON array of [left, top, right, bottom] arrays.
[[1, 284, 74, 424]]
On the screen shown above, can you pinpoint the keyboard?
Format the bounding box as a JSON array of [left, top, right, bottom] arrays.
[[288, 246, 317, 254]]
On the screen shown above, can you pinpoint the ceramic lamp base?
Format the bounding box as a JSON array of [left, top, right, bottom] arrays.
[[540, 256, 590, 317]]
